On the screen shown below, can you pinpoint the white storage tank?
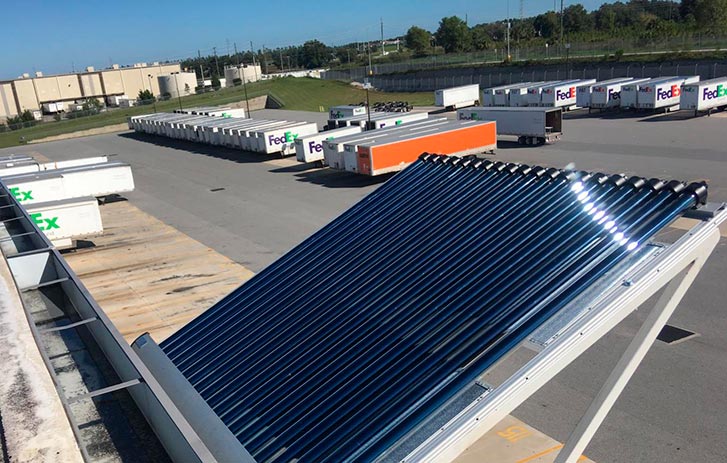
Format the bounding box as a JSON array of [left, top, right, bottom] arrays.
[[158, 72, 198, 98]]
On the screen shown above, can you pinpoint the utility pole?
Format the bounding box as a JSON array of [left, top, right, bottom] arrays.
[[280, 49, 284, 72], [506, 0, 511, 61], [560, 0, 564, 53], [234, 42, 239, 66], [380, 17, 384, 56], [520, 0, 524, 21], [263, 44, 268, 74], [213, 47, 220, 77], [367, 41, 373, 74], [198, 50, 204, 86], [250, 41, 256, 66]]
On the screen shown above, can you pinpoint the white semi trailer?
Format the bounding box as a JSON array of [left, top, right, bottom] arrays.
[[637, 76, 700, 111], [457, 106, 563, 145], [679, 77, 727, 116], [434, 84, 480, 109]]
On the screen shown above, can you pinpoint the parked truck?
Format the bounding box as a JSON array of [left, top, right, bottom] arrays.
[[457, 106, 563, 145], [434, 84, 480, 109]]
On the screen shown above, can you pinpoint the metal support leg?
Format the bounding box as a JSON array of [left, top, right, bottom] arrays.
[[554, 257, 706, 463]]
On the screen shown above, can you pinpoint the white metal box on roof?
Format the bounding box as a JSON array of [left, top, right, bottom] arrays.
[[0, 156, 109, 177], [679, 77, 727, 114], [434, 84, 480, 108], [590, 78, 644, 109], [295, 126, 363, 163], [329, 105, 366, 119], [2, 162, 134, 205], [456, 107, 562, 144], [25, 196, 103, 248], [637, 76, 700, 110]]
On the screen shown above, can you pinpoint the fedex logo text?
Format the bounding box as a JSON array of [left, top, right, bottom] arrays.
[[608, 89, 621, 100], [656, 84, 681, 101], [556, 87, 576, 101], [703, 84, 727, 100], [268, 131, 298, 145]]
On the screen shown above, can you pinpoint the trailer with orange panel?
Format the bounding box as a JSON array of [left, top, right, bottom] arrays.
[[356, 120, 497, 176]]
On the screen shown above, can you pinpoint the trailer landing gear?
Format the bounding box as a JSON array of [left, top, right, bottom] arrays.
[[517, 136, 546, 146]]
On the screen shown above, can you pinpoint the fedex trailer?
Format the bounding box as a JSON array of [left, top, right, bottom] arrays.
[[589, 78, 643, 110], [457, 107, 562, 145], [254, 122, 319, 155], [329, 105, 366, 120], [522, 81, 563, 107], [576, 78, 632, 109], [540, 80, 595, 109], [482, 83, 532, 106], [434, 84, 480, 109], [679, 77, 727, 116], [637, 76, 700, 111], [342, 119, 451, 172], [295, 126, 363, 163], [492, 82, 541, 106], [355, 120, 497, 176]]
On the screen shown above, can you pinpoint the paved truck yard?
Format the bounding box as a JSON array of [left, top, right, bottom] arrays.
[[3, 108, 727, 463]]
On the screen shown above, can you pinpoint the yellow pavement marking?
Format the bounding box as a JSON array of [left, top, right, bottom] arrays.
[[453, 415, 593, 463]]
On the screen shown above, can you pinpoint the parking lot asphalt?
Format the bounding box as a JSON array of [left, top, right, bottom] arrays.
[[2, 107, 726, 462]]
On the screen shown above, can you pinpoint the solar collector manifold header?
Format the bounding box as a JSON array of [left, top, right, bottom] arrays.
[[159, 154, 706, 463]]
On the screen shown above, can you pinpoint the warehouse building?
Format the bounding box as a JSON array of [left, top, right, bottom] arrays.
[[0, 62, 181, 121]]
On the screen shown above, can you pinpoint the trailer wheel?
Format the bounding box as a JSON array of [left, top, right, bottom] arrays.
[[518, 136, 526, 145], [538, 137, 546, 145]]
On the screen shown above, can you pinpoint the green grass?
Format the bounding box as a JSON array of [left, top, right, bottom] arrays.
[[0, 78, 433, 149]]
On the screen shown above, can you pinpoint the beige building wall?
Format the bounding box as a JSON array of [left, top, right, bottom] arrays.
[[100, 70, 124, 95], [79, 73, 104, 97], [32, 76, 61, 103], [12, 78, 39, 111], [56, 75, 83, 100], [120, 68, 147, 100], [0, 82, 18, 118]]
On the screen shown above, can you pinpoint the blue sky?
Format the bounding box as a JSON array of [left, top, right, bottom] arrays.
[[1, 0, 607, 79]]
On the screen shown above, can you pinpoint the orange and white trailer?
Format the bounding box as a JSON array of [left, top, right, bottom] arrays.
[[356, 120, 496, 176]]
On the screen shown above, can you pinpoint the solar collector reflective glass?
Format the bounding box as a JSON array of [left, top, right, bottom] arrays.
[[160, 155, 703, 463]]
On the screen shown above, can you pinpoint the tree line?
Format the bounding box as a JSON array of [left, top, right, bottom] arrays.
[[181, 0, 727, 78], [405, 0, 727, 57]]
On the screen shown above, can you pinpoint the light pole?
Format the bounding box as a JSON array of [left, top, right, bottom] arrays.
[[364, 72, 373, 128], [147, 74, 157, 113], [241, 67, 251, 118], [173, 72, 183, 111]]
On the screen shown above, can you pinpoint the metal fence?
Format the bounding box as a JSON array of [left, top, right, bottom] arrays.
[[324, 34, 727, 83], [354, 62, 727, 93]]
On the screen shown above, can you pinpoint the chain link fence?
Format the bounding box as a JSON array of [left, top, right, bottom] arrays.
[[324, 34, 727, 84], [335, 61, 727, 93]]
